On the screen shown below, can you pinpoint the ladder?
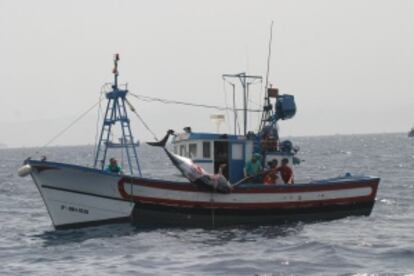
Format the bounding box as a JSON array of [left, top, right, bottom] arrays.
[[93, 54, 142, 176]]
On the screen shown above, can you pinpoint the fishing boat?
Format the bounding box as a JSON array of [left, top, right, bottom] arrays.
[[18, 55, 380, 230]]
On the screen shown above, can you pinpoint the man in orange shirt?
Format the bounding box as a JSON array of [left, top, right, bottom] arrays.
[[279, 158, 294, 184], [263, 159, 279, 185]]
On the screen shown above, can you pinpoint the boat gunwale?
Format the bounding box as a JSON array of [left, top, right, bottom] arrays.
[[27, 160, 380, 193]]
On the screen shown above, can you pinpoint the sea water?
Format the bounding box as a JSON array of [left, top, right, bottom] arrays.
[[0, 133, 413, 275]]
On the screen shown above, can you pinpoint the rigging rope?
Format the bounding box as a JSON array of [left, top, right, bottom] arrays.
[[128, 92, 262, 113], [32, 85, 261, 158], [25, 94, 104, 159], [41, 99, 103, 149], [125, 99, 159, 141], [92, 87, 106, 161]]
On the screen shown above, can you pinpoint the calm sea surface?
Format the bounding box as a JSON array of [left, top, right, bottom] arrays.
[[0, 133, 413, 275]]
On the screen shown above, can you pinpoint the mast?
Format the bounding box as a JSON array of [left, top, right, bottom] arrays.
[[222, 73, 262, 136], [93, 54, 142, 176], [231, 82, 237, 135], [113, 53, 119, 89], [259, 21, 275, 131]]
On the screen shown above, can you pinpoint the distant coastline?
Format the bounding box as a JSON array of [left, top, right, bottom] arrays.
[[0, 143, 7, 148]]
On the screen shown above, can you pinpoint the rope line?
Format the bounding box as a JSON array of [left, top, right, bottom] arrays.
[[128, 92, 262, 113], [41, 99, 103, 148], [125, 99, 159, 141], [92, 87, 106, 161], [31, 86, 261, 158]]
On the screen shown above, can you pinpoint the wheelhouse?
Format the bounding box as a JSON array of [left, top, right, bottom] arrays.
[[172, 130, 295, 183]]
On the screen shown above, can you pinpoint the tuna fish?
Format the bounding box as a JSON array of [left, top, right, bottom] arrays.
[[147, 130, 232, 193]]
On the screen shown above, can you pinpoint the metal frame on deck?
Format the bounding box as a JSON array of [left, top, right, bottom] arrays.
[[93, 54, 141, 176]]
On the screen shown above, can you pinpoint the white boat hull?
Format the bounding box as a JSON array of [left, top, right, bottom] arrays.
[[30, 162, 134, 229], [26, 160, 379, 229]]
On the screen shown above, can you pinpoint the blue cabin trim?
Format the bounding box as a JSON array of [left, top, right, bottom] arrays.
[[173, 131, 301, 184], [228, 140, 246, 183], [173, 131, 252, 183], [176, 132, 245, 142], [192, 159, 213, 163]]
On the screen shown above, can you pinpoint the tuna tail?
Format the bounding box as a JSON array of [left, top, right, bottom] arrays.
[[147, 129, 175, 148]]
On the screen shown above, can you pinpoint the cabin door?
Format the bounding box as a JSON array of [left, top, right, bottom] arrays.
[[228, 142, 245, 183], [213, 141, 229, 179]]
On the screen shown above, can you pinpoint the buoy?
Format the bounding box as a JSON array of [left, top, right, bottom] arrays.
[[17, 164, 32, 177]]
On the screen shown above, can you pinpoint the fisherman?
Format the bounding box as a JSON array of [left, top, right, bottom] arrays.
[[279, 158, 294, 184], [263, 159, 279, 185], [244, 153, 263, 181], [106, 158, 123, 174]]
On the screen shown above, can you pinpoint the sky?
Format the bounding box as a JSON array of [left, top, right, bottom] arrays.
[[0, 0, 413, 147]]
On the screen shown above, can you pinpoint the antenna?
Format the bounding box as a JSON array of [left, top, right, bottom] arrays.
[[265, 21, 274, 98], [223, 79, 238, 135], [222, 73, 262, 136], [112, 53, 120, 89], [259, 21, 275, 130]]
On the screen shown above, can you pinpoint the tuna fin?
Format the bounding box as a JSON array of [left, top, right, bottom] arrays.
[[147, 129, 175, 148]]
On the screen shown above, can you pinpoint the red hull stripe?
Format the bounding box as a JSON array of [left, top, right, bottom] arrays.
[[118, 180, 378, 209], [119, 177, 379, 194], [120, 192, 374, 209]]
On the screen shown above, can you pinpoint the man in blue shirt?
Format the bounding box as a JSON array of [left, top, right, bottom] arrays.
[[106, 158, 123, 174], [244, 153, 263, 181]]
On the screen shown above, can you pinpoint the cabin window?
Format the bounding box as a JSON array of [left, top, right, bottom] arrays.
[[232, 144, 243, 160], [179, 145, 186, 156], [189, 143, 197, 159], [203, 142, 211, 158]]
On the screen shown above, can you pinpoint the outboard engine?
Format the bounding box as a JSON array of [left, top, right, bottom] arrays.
[[280, 140, 299, 154], [280, 140, 293, 153], [275, 94, 296, 120], [280, 140, 301, 164]]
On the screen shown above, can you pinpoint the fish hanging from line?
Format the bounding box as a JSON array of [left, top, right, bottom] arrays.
[[147, 130, 232, 193]]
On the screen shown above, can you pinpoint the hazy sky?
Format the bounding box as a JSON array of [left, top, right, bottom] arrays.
[[1, 0, 413, 147]]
